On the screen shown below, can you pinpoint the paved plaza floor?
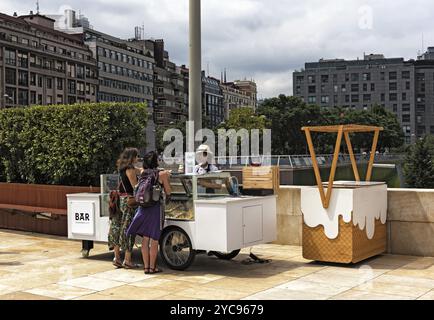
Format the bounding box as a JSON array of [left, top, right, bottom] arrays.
[[0, 229, 434, 300]]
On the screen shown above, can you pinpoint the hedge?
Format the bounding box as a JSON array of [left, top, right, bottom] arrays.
[[0, 102, 148, 186]]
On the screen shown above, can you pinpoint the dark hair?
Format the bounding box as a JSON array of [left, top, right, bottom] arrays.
[[143, 151, 159, 170], [117, 148, 139, 171]]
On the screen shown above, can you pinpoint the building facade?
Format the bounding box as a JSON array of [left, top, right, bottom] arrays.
[[293, 54, 418, 143], [202, 71, 224, 128], [221, 82, 254, 119], [147, 39, 188, 127], [0, 12, 98, 108], [233, 79, 258, 111]]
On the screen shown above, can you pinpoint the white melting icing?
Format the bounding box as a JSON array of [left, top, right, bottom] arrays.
[[301, 184, 387, 240]]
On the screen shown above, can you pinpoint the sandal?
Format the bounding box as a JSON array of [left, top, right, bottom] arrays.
[[149, 267, 163, 274], [113, 258, 123, 268], [144, 268, 151, 275], [122, 261, 139, 269]]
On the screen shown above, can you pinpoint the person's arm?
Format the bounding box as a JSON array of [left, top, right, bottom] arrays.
[[159, 171, 172, 196], [126, 168, 138, 188]]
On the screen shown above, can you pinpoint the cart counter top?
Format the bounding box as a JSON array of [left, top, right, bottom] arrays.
[[194, 195, 277, 205]]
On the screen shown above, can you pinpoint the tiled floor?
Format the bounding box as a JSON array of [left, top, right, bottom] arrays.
[[0, 229, 434, 300]]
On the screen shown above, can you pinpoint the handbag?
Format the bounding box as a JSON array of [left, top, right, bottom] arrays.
[[108, 178, 122, 220]]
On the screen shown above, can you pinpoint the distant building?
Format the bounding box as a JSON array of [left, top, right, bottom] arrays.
[[0, 11, 98, 108], [220, 81, 253, 119], [48, 9, 156, 151], [146, 39, 188, 128], [202, 71, 224, 128], [293, 53, 419, 143], [233, 79, 258, 111]]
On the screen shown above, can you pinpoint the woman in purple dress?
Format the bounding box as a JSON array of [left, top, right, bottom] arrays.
[[126, 151, 171, 274]]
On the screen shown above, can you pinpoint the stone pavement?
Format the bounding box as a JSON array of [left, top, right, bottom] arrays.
[[0, 229, 434, 300]]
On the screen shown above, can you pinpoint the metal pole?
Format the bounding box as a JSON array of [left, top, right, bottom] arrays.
[[188, 0, 202, 153]]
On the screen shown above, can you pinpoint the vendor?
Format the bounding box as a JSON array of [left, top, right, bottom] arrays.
[[194, 144, 219, 175], [194, 144, 223, 193]]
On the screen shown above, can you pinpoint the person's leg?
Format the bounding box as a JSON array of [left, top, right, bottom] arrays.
[[149, 239, 162, 273], [108, 215, 122, 267], [141, 237, 150, 272]]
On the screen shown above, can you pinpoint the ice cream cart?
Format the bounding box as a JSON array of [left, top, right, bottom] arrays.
[[67, 172, 277, 270]]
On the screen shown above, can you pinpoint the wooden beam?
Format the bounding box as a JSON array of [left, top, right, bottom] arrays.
[[304, 128, 327, 208], [324, 125, 344, 208], [366, 129, 380, 181], [344, 132, 360, 182]]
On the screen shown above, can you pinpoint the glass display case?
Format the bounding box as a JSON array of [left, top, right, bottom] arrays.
[[164, 172, 233, 221]]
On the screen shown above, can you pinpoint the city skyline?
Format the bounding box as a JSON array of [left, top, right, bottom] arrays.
[[1, 0, 433, 98]]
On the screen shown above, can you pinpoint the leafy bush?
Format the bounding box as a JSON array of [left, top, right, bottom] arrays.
[[0, 102, 147, 186]]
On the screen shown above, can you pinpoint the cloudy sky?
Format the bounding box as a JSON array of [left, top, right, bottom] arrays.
[[1, 0, 433, 98]]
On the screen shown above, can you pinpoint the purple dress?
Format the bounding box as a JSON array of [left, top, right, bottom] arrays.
[[126, 203, 163, 241]]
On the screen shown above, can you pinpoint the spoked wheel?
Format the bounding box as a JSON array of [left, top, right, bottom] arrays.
[[159, 227, 196, 270], [210, 250, 241, 260]]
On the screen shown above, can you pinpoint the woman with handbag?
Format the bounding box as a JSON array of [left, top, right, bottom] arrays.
[[108, 147, 141, 269], [126, 151, 171, 274]]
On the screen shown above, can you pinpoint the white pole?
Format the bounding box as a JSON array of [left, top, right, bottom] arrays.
[[188, 0, 202, 153]]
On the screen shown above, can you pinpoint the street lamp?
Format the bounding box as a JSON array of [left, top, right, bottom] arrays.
[[188, 0, 202, 152]]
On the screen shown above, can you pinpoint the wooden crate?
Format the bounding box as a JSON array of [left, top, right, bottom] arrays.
[[242, 166, 280, 194], [302, 216, 386, 264]]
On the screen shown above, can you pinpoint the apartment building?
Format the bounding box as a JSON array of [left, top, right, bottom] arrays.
[[293, 54, 417, 143], [146, 39, 188, 127], [221, 81, 253, 119], [202, 71, 224, 128], [0, 12, 98, 108], [233, 79, 258, 111]]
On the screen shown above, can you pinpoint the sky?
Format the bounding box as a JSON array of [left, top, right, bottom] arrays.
[[1, 0, 433, 98]]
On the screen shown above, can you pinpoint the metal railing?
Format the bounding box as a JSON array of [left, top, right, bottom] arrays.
[[162, 153, 404, 170]]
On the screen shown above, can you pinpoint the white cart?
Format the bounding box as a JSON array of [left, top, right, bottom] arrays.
[[67, 172, 277, 270]]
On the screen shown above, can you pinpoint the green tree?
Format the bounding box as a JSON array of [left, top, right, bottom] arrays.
[[403, 137, 434, 188], [219, 107, 269, 131]]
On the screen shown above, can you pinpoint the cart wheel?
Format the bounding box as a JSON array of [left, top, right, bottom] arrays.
[[81, 249, 90, 258], [160, 227, 195, 271], [211, 250, 241, 260]]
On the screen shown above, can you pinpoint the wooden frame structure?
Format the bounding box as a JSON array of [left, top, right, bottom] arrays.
[[302, 125, 383, 209]]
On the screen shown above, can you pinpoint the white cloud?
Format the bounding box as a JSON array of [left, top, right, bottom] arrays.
[[1, 0, 432, 97]]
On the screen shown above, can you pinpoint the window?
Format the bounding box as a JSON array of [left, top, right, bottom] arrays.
[[18, 89, 28, 106], [68, 80, 76, 94], [393, 104, 398, 113], [11, 35, 17, 42], [402, 71, 410, 79], [18, 70, 28, 86], [77, 65, 85, 79], [5, 48, 16, 65], [46, 95, 53, 104], [77, 82, 85, 95], [389, 93, 398, 101], [38, 75, 43, 88], [321, 75, 329, 83], [57, 95, 63, 104], [402, 114, 411, 123], [389, 72, 397, 80], [341, 84, 346, 92], [370, 83, 375, 91], [402, 104, 411, 112], [307, 75, 315, 84], [37, 94, 42, 105], [389, 82, 397, 91], [402, 92, 407, 101], [57, 78, 63, 90], [332, 74, 338, 83], [363, 94, 371, 102], [17, 51, 28, 68], [30, 91, 36, 105], [406, 81, 411, 90], [351, 73, 359, 82], [351, 94, 359, 102], [30, 73, 36, 86], [333, 85, 338, 93], [345, 73, 350, 82], [5, 87, 16, 104], [307, 96, 316, 103], [351, 84, 359, 92], [321, 96, 329, 104], [362, 73, 371, 81], [5, 68, 16, 85], [380, 72, 385, 81], [363, 83, 368, 92], [46, 78, 52, 89]]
